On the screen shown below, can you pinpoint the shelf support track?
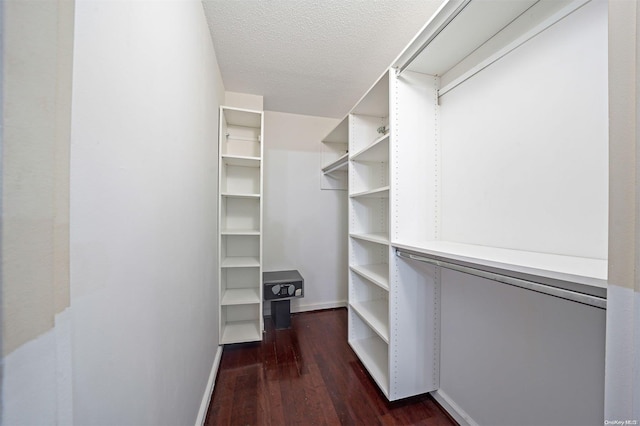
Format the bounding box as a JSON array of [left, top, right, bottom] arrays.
[[396, 249, 606, 309]]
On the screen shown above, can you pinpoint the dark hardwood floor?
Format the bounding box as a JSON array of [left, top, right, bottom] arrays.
[[205, 308, 456, 426]]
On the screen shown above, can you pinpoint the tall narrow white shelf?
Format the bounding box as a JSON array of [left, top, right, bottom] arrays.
[[347, 72, 391, 397], [321, 116, 349, 190], [346, 70, 439, 401], [218, 106, 264, 345]]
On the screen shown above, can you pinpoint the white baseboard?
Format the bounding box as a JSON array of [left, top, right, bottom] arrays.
[[195, 345, 223, 426], [431, 390, 478, 426]]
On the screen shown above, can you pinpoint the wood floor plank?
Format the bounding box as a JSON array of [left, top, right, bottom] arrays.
[[205, 308, 456, 426]]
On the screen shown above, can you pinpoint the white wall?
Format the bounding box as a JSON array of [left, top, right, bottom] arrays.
[[439, 0, 608, 259], [263, 111, 348, 315], [69, 0, 224, 424], [1, 0, 74, 355], [2, 0, 74, 423], [438, 270, 606, 426], [225, 91, 263, 111], [605, 0, 640, 421]]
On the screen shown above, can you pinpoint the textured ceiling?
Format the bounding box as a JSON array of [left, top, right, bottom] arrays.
[[202, 0, 445, 118]]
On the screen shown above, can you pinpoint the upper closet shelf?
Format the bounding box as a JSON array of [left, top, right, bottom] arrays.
[[323, 115, 349, 144], [393, 240, 607, 297], [351, 134, 389, 163], [394, 0, 590, 93], [222, 107, 262, 128], [320, 116, 349, 190], [351, 71, 389, 117]]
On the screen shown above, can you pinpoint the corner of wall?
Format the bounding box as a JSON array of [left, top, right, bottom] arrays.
[[224, 91, 263, 111]]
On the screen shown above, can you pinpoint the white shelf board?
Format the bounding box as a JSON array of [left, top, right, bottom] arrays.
[[350, 264, 389, 291], [351, 134, 389, 163], [226, 135, 259, 143], [222, 155, 261, 168], [221, 320, 261, 344], [393, 240, 607, 291], [400, 0, 537, 76], [351, 71, 390, 117], [221, 192, 261, 199], [349, 336, 389, 396], [221, 228, 260, 236], [350, 186, 390, 199], [393, 0, 585, 77], [438, 0, 591, 95], [321, 116, 349, 143], [221, 256, 261, 268], [222, 107, 262, 128], [350, 233, 389, 246], [322, 153, 349, 175], [221, 288, 261, 306], [351, 300, 389, 343]]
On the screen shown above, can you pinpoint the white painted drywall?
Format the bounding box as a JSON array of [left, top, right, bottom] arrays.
[[439, 0, 608, 260], [605, 0, 640, 421], [225, 92, 263, 111], [605, 285, 640, 422], [1, 0, 74, 356], [432, 2, 610, 424], [1, 0, 74, 423], [2, 308, 73, 426], [262, 111, 348, 315], [1, 326, 58, 426], [69, 0, 224, 424], [439, 269, 606, 426]]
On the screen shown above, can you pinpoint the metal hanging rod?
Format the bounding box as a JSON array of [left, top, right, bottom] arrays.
[[321, 153, 349, 175], [396, 249, 606, 309]]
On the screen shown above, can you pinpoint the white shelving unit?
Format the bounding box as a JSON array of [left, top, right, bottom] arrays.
[[341, 2, 607, 414], [348, 73, 391, 396], [321, 116, 349, 190], [218, 106, 264, 345], [312, 0, 607, 419], [390, 0, 608, 291], [347, 70, 440, 401], [385, 0, 608, 423]]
